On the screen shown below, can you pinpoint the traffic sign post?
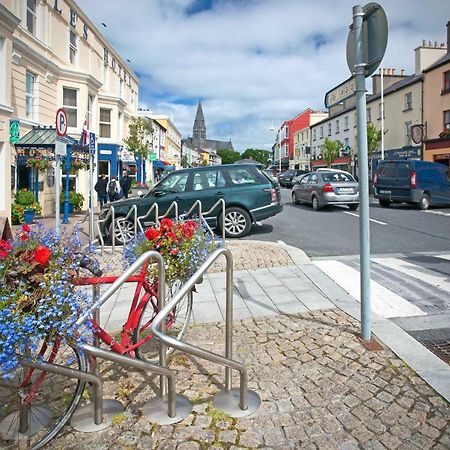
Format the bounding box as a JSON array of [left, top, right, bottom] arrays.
[[324, 76, 356, 108], [89, 132, 96, 244], [55, 109, 68, 234]]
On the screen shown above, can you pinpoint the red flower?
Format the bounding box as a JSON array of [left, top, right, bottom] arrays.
[[166, 231, 177, 241], [33, 245, 52, 267], [145, 227, 160, 241], [0, 249, 8, 259], [160, 218, 174, 229], [185, 220, 198, 230], [169, 248, 179, 256], [19, 233, 28, 241], [0, 239, 12, 258], [22, 225, 31, 232]]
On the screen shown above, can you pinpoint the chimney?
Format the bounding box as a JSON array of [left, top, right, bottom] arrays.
[[401, 69, 405, 76], [392, 68, 396, 75], [447, 20, 450, 53]]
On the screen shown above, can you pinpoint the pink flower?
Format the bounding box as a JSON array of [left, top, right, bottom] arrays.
[[22, 224, 31, 232], [33, 245, 52, 267]]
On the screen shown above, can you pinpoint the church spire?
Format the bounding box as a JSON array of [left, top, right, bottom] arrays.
[[193, 101, 206, 141]]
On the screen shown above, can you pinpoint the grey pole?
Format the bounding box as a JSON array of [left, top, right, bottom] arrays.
[[55, 155, 61, 235], [353, 4, 372, 341], [89, 140, 95, 244]]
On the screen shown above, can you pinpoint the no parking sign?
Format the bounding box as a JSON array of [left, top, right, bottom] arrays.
[[55, 108, 68, 137]]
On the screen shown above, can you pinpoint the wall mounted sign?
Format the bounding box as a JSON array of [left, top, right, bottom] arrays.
[[9, 120, 20, 144]]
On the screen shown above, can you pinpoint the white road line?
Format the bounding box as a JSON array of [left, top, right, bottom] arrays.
[[256, 221, 262, 226], [277, 240, 286, 245], [342, 211, 387, 225], [436, 254, 450, 261], [373, 257, 450, 292], [424, 210, 450, 217], [314, 260, 426, 318]]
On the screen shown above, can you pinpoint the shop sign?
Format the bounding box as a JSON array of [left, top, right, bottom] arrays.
[[149, 152, 157, 161], [9, 120, 20, 144], [120, 148, 135, 162]]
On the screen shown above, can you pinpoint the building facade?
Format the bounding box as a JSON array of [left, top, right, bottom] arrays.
[[1, 0, 138, 218]]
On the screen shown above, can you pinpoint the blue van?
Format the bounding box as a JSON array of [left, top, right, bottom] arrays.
[[373, 160, 450, 210]]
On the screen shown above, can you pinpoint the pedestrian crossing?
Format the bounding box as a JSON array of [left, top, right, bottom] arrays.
[[314, 253, 450, 319]]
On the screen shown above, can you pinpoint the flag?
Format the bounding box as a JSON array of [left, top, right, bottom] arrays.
[[79, 113, 88, 145]]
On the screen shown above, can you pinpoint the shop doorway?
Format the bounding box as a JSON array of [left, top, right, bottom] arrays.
[[98, 160, 110, 178], [17, 165, 31, 190]]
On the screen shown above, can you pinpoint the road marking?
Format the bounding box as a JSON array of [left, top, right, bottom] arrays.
[[314, 260, 426, 318], [372, 257, 450, 292], [436, 254, 450, 261], [424, 210, 450, 217], [256, 221, 262, 226], [277, 240, 286, 245], [343, 211, 387, 225]]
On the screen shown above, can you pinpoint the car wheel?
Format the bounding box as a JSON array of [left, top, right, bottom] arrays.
[[348, 204, 359, 211], [109, 218, 136, 245], [379, 199, 391, 208], [312, 195, 321, 211], [292, 192, 300, 205], [219, 207, 251, 238], [417, 193, 430, 210]]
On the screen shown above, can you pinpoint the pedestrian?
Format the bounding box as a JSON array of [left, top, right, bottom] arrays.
[[94, 174, 108, 209], [120, 170, 132, 199], [106, 176, 120, 202]]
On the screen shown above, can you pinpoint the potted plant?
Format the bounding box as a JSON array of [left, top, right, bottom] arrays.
[[26, 157, 50, 172], [70, 159, 89, 174], [60, 191, 85, 213], [11, 189, 41, 224]]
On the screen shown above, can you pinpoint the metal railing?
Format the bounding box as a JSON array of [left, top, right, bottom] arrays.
[[150, 247, 260, 417], [96, 205, 115, 255], [137, 203, 159, 234]]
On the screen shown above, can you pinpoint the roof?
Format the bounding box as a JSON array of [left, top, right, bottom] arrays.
[[15, 126, 82, 148], [182, 137, 234, 152]]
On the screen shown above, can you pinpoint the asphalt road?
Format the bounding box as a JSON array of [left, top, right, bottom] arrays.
[[246, 187, 450, 258]]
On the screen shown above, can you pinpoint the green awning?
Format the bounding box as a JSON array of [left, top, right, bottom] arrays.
[[15, 126, 80, 149]]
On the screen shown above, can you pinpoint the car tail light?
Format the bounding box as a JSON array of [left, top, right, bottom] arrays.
[[373, 173, 378, 187], [264, 187, 277, 202], [410, 170, 417, 189], [322, 183, 333, 193]]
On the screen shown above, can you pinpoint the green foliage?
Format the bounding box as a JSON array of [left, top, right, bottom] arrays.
[[367, 123, 383, 155], [180, 156, 189, 168], [12, 190, 40, 223], [217, 148, 241, 164], [60, 191, 84, 211], [123, 117, 153, 160], [26, 158, 49, 172], [15, 190, 36, 206], [241, 148, 271, 165], [320, 138, 343, 167]]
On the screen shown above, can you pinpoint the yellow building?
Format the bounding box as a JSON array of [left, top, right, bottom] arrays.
[[0, 0, 138, 220]]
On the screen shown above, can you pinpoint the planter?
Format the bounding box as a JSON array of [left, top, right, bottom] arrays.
[[23, 210, 36, 224]]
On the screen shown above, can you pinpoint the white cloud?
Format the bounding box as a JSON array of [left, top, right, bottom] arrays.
[[77, 0, 450, 151]]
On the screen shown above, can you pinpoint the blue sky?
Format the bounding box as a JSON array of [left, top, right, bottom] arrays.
[[77, 0, 450, 152]]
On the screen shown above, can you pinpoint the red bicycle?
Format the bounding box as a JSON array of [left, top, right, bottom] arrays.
[[0, 258, 192, 449]]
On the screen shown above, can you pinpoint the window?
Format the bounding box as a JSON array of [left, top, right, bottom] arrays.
[[0, 38, 5, 103], [26, 0, 37, 35], [336, 120, 340, 133], [284, 126, 288, 138], [444, 110, 450, 130], [99, 108, 111, 138], [119, 77, 124, 98], [327, 123, 331, 136], [69, 30, 77, 64], [443, 71, 450, 92], [229, 168, 256, 186], [367, 107, 372, 123], [130, 89, 135, 109], [344, 116, 349, 130], [405, 92, 412, 110], [405, 121, 412, 146], [63, 87, 77, 127], [159, 172, 188, 193], [313, 129, 316, 141], [25, 71, 36, 120], [87, 94, 94, 130], [320, 127, 323, 139]]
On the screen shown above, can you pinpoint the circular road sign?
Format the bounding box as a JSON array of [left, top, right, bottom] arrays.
[[55, 108, 68, 137], [346, 2, 388, 78]]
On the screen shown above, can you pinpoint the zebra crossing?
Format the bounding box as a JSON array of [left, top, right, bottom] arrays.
[[314, 252, 450, 319]]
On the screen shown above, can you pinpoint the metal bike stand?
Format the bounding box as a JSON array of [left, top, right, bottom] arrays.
[[71, 285, 124, 432], [0, 359, 104, 441], [151, 248, 261, 419]]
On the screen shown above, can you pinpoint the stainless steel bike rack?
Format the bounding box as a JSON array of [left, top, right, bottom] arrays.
[[73, 251, 192, 427], [116, 204, 137, 244], [96, 205, 115, 255], [151, 248, 261, 418], [158, 201, 178, 222], [137, 203, 159, 234]]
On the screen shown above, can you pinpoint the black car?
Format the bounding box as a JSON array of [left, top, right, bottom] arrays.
[[100, 164, 283, 243], [279, 169, 308, 188]]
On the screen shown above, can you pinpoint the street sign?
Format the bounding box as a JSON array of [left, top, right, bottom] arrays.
[[89, 132, 96, 154], [55, 108, 68, 137], [346, 2, 388, 78], [9, 120, 20, 144], [55, 139, 67, 156], [149, 152, 157, 161], [324, 76, 356, 108]]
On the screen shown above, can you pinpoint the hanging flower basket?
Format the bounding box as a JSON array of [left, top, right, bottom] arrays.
[[26, 158, 50, 172]]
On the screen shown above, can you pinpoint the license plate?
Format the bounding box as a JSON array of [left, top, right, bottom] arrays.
[[339, 188, 353, 192], [379, 190, 391, 194]]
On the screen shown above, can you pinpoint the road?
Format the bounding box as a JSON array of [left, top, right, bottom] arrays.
[[245, 187, 450, 364]]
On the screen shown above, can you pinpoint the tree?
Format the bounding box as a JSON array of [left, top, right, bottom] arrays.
[[123, 117, 153, 182], [180, 156, 189, 168], [240, 148, 271, 165], [367, 123, 383, 155], [320, 138, 343, 167], [217, 148, 241, 164]]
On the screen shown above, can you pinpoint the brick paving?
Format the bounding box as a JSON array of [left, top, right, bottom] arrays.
[[52, 309, 449, 449]]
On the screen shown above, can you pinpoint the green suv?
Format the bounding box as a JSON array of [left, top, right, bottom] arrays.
[[99, 163, 283, 243]]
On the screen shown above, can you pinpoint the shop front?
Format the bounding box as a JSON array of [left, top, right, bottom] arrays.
[[424, 137, 450, 167], [370, 146, 422, 176]]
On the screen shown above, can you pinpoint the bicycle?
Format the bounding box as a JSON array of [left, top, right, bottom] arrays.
[[0, 255, 192, 450]]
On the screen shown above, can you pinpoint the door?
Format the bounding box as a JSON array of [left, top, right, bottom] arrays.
[[297, 174, 311, 202], [190, 168, 227, 216]]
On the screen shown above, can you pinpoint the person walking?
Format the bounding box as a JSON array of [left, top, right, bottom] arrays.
[[94, 174, 108, 209], [106, 176, 120, 202], [120, 170, 132, 199]]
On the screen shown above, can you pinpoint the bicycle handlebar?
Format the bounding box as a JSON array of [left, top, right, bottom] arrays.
[[79, 255, 103, 277]]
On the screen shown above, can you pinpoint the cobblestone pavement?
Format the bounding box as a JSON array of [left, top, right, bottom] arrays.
[[52, 309, 449, 449]]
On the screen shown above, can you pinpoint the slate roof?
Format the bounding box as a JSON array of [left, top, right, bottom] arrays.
[[16, 126, 81, 147]]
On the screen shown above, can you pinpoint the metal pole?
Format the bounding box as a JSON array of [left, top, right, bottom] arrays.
[[353, 4, 372, 341], [89, 141, 95, 244], [225, 250, 233, 391], [55, 155, 61, 234], [381, 67, 385, 160], [63, 146, 70, 224], [278, 130, 281, 174], [157, 257, 167, 397]]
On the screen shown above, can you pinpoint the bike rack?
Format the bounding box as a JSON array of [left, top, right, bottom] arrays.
[[151, 247, 261, 418], [96, 205, 115, 256], [72, 250, 192, 429], [137, 203, 159, 234], [116, 204, 137, 244]]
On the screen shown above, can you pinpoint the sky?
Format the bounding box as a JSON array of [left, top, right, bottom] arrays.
[[76, 0, 450, 153]]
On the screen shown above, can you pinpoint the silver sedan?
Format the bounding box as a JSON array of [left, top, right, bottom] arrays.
[[292, 171, 359, 211]]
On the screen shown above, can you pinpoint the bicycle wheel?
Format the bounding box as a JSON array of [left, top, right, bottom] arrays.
[[133, 280, 193, 363], [0, 338, 87, 449]]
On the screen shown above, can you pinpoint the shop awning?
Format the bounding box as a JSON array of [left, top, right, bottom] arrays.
[[153, 159, 165, 169], [16, 126, 84, 149]]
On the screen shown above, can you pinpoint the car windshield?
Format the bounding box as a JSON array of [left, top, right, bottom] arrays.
[[322, 172, 355, 182]]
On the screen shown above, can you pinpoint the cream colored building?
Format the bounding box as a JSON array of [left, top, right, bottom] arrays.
[[0, 0, 138, 219], [152, 115, 182, 168]]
